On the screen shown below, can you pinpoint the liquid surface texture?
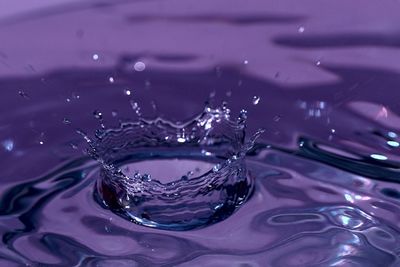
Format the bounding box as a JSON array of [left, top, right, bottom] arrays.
[[1, 1, 400, 266]]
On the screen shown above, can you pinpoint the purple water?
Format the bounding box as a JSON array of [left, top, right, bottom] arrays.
[[1, 1, 400, 266]]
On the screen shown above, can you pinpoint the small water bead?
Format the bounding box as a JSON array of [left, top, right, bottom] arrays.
[[92, 54, 99, 61], [108, 77, 115, 83], [141, 174, 152, 182], [2, 139, 14, 152], [150, 101, 158, 113], [93, 110, 103, 120], [244, 60, 249, 65], [130, 100, 142, 116], [76, 129, 92, 143], [18, 90, 29, 99], [72, 92, 80, 100], [209, 91, 216, 99], [69, 143, 78, 150], [298, 26, 305, 33], [238, 109, 248, 122], [124, 89, 131, 96], [133, 61, 146, 72], [213, 164, 222, 172], [252, 96, 261, 105], [273, 115, 281, 122], [63, 118, 71, 125]]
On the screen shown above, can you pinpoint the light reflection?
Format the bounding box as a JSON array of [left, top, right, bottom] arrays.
[[370, 154, 388, 160], [297, 100, 327, 119], [344, 193, 354, 203], [387, 140, 399, 147]]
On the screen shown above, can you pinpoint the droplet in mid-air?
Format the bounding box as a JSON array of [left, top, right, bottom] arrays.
[[252, 96, 260, 105], [93, 110, 103, 120]]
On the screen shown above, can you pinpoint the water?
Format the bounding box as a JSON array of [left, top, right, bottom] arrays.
[[1, 1, 400, 266], [89, 105, 255, 230]]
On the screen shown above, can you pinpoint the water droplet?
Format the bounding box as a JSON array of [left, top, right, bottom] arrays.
[[316, 60, 321, 66], [213, 164, 222, 172], [39, 141, 44, 145], [130, 101, 141, 116], [209, 91, 216, 99], [111, 110, 118, 117], [273, 115, 281, 122], [331, 129, 336, 133], [252, 96, 260, 105], [238, 109, 248, 122], [18, 90, 29, 99], [70, 143, 78, 150], [244, 60, 249, 65], [92, 54, 99, 61], [2, 139, 14, 152], [388, 132, 397, 138], [141, 174, 152, 181], [177, 137, 186, 143], [63, 118, 71, 125], [124, 89, 131, 96], [93, 110, 103, 120], [72, 92, 80, 100], [298, 26, 305, 33], [134, 61, 146, 72], [145, 79, 151, 88], [76, 129, 91, 143], [108, 77, 115, 83]]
